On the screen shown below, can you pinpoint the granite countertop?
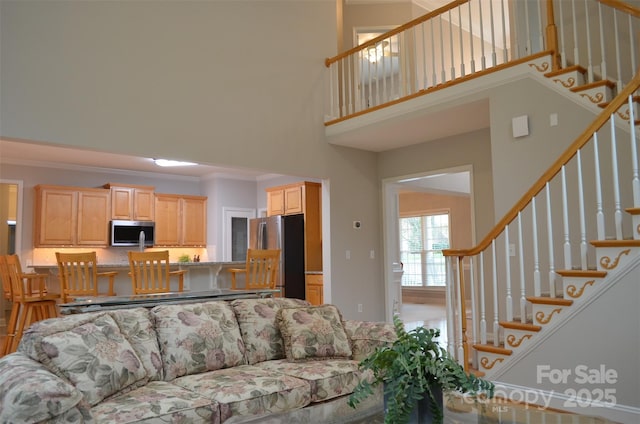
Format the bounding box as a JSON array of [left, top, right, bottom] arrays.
[[33, 261, 244, 268]]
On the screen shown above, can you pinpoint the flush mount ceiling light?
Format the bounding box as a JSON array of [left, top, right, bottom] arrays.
[[153, 158, 197, 167]]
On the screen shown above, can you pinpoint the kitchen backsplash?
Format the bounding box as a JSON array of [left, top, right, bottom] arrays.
[[30, 247, 210, 267]]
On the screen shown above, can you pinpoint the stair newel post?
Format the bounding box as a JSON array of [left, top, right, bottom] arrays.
[[457, 255, 469, 370], [445, 255, 457, 356], [504, 227, 513, 322], [532, 197, 542, 297], [628, 94, 640, 207], [545, 0, 560, 71], [594, 133, 606, 240], [610, 115, 624, 240], [577, 149, 588, 270], [545, 182, 557, 298], [561, 165, 572, 270], [491, 240, 500, 347], [479, 251, 487, 345], [517, 212, 527, 324]]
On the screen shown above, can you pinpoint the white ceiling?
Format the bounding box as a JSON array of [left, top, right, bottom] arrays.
[[0, 138, 275, 181]]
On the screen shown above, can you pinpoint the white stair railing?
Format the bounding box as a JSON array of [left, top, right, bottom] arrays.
[[445, 72, 640, 370], [325, 0, 640, 124]]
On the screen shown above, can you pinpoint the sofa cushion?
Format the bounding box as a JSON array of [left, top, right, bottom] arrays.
[[230, 297, 310, 365], [343, 319, 397, 361], [108, 308, 164, 381], [152, 300, 246, 381], [172, 364, 311, 422], [91, 380, 219, 424], [277, 304, 352, 361], [41, 314, 147, 406], [0, 352, 85, 423], [257, 358, 372, 403]]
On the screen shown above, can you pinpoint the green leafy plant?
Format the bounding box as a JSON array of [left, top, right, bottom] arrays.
[[348, 315, 494, 424], [178, 254, 191, 263]]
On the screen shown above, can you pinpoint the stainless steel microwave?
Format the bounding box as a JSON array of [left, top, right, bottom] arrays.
[[110, 220, 155, 247]]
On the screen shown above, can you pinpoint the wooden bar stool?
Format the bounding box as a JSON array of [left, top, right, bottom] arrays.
[[0, 256, 19, 356], [5, 255, 59, 353], [128, 250, 186, 295], [228, 249, 280, 290], [56, 251, 117, 303]]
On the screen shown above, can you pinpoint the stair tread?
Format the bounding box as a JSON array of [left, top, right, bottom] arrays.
[[473, 343, 513, 355], [570, 79, 616, 92], [591, 239, 640, 247], [556, 269, 607, 278], [499, 320, 542, 331], [544, 65, 586, 78], [625, 207, 640, 215], [527, 296, 573, 306]]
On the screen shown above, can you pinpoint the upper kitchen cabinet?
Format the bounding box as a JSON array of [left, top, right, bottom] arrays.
[[34, 185, 111, 246], [266, 181, 322, 271], [104, 183, 155, 221], [266, 181, 320, 217], [155, 194, 207, 247]]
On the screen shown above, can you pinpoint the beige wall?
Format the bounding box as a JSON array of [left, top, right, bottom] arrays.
[[0, 0, 385, 321]]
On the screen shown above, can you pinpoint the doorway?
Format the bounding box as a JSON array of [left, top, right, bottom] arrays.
[[382, 166, 475, 326]]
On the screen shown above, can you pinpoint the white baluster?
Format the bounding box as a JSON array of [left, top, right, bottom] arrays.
[[524, 0, 531, 56], [505, 227, 513, 322], [445, 257, 456, 355], [610, 115, 623, 239], [558, 0, 567, 68], [366, 54, 373, 110], [328, 63, 336, 119], [629, 14, 637, 77], [489, 0, 496, 67], [500, 0, 508, 63], [478, 0, 486, 70], [381, 38, 387, 104], [449, 10, 455, 80], [421, 23, 428, 89], [546, 183, 556, 298], [439, 15, 446, 83], [584, 0, 594, 83], [532, 197, 541, 297], [594, 133, 605, 240], [535, 0, 543, 54], [346, 56, 353, 115], [613, 10, 623, 93], [431, 19, 438, 86], [629, 95, 640, 207], [340, 58, 347, 117], [458, 7, 465, 77], [571, 0, 580, 65], [577, 149, 588, 270], [598, 2, 607, 82], [479, 251, 487, 345], [492, 240, 500, 347], [468, 1, 475, 73], [517, 212, 527, 323], [561, 166, 572, 270], [469, 258, 477, 368]]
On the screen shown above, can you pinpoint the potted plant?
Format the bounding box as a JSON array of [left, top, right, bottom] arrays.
[[348, 315, 494, 424]]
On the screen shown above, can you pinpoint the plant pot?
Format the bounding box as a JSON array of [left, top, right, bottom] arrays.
[[383, 385, 444, 424]]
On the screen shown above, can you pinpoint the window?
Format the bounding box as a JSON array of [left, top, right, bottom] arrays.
[[400, 212, 450, 287]]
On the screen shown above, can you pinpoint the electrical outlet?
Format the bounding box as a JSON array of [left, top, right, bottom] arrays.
[[509, 243, 516, 257], [346, 250, 351, 260], [357, 304, 363, 313], [370, 250, 375, 259]]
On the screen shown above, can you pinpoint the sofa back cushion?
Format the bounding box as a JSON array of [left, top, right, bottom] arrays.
[[152, 300, 246, 381], [231, 297, 310, 365], [41, 314, 148, 406]]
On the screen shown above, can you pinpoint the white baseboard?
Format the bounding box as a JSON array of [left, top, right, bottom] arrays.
[[493, 381, 640, 424]]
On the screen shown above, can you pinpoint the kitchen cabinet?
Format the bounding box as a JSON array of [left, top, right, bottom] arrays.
[[34, 185, 110, 246], [104, 183, 154, 221], [305, 273, 323, 305], [155, 194, 207, 247], [265, 181, 322, 272]]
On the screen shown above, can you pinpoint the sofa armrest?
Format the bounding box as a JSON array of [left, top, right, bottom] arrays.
[[344, 320, 397, 361], [0, 352, 90, 423]]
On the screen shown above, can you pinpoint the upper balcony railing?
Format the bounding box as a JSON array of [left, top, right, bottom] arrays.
[[324, 0, 639, 125]]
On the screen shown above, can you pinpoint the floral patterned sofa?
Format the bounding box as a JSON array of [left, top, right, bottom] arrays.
[[0, 298, 396, 423]]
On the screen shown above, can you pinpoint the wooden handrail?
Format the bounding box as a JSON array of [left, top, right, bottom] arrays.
[[443, 67, 640, 258], [599, 0, 640, 18], [325, 0, 469, 67]]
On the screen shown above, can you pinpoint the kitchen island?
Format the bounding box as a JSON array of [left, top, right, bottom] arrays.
[[33, 260, 244, 296]]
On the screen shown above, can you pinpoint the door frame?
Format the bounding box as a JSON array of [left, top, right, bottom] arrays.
[[221, 207, 256, 261]]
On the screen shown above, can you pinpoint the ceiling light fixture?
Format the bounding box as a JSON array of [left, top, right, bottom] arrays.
[[153, 158, 197, 167]]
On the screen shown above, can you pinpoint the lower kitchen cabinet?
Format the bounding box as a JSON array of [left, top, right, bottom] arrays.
[[305, 273, 323, 306]]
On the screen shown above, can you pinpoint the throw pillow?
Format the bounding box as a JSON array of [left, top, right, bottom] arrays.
[[41, 314, 147, 406], [277, 304, 352, 361], [152, 300, 246, 380]]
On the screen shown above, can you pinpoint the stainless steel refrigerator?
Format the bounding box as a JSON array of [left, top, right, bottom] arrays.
[[249, 215, 306, 299]]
